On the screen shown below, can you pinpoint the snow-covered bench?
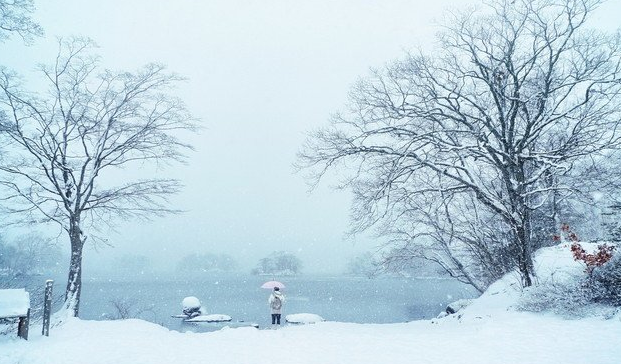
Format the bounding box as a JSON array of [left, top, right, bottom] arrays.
[[0, 288, 31, 340]]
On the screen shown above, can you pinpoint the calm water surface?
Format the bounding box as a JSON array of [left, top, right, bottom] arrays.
[[76, 274, 477, 331]]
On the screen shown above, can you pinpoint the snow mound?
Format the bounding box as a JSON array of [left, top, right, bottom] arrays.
[[184, 314, 232, 323], [285, 313, 324, 324], [457, 242, 616, 321], [532, 242, 591, 282]]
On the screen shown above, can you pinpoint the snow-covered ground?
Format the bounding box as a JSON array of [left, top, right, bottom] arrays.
[[1, 243, 620, 364]]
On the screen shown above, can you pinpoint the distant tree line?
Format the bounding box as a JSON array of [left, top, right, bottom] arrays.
[[251, 251, 302, 276], [0, 234, 63, 280]]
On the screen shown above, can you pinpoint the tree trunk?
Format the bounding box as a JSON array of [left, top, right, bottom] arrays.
[[510, 163, 535, 287], [63, 218, 84, 317], [515, 222, 534, 287]]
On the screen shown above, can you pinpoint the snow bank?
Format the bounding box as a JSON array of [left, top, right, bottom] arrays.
[[2, 314, 620, 364]]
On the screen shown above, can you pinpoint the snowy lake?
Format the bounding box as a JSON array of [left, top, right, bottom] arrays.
[[74, 274, 478, 331]]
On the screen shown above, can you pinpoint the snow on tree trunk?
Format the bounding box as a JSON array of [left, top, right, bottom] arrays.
[[63, 219, 84, 317]]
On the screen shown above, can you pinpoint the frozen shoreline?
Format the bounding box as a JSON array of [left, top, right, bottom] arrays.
[[2, 243, 620, 364]]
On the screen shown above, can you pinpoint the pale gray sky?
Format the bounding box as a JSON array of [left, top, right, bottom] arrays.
[[2, 0, 620, 274]]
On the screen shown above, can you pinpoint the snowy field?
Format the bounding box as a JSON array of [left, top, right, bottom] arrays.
[[1, 311, 620, 364], [1, 243, 621, 364]]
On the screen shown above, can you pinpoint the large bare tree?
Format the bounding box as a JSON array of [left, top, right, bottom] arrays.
[[0, 0, 42, 43], [373, 191, 516, 293], [299, 0, 621, 287], [0, 38, 195, 317]]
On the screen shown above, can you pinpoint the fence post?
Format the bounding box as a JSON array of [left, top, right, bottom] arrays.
[[17, 308, 30, 340], [42, 280, 54, 336]]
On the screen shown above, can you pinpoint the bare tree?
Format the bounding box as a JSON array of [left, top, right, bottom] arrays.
[[299, 0, 621, 287], [376, 192, 515, 293], [107, 298, 155, 321], [0, 37, 195, 317], [0, 0, 43, 43]]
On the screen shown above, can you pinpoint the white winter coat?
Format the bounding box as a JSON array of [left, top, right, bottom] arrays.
[[268, 291, 285, 314]]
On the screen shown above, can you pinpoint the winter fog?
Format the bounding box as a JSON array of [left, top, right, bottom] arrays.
[[1, 0, 620, 277], [0, 0, 465, 275], [3, 1, 621, 363]]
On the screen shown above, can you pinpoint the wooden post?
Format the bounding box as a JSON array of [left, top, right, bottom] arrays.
[[42, 280, 54, 336], [17, 309, 30, 340]]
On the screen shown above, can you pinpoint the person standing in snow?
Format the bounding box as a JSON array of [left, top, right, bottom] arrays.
[[268, 287, 285, 326]]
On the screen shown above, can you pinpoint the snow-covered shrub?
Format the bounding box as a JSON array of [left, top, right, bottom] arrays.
[[571, 242, 615, 273], [517, 278, 592, 316], [558, 224, 615, 274], [566, 232, 619, 306], [589, 253, 621, 306], [518, 239, 621, 315], [107, 298, 156, 320]]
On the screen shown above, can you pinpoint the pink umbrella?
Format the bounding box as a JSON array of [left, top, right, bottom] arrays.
[[261, 280, 285, 289]]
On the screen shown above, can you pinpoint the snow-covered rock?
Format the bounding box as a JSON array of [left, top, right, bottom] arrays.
[[445, 299, 473, 315], [184, 314, 232, 323], [181, 296, 203, 318], [285, 313, 324, 324]]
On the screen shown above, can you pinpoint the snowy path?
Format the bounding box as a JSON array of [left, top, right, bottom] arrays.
[[2, 313, 620, 364]]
